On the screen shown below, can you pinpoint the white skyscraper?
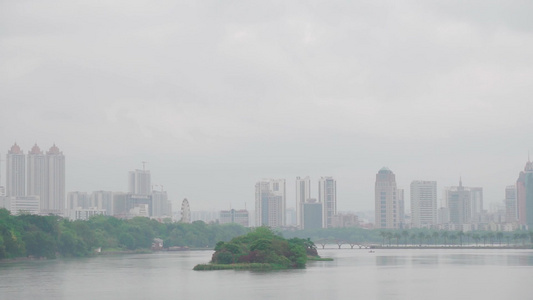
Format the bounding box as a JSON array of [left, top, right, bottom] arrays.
[[295, 176, 311, 228], [27, 144, 47, 210], [255, 179, 286, 228], [46, 144, 65, 214], [319, 177, 336, 228], [375, 167, 399, 229], [410, 181, 437, 228], [6, 143, 25, 197], [128, 169, 151, 196]]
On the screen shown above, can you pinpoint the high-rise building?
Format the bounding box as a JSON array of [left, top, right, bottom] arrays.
[[112, 192, 151, 218], [397, 188, 405, 227], [255, 179, 286, 227], [302, 199, 322, 230], [45, 144, 65, 214], [516, 159, 533, 229], [27, 144, 47, 209], [469, 187, 484, 222], [152, 189, 172, 218], [67, 191, 90, 210], [505, 185, 517, 223], [128, 169, 151, 196], [443, 178, 484, 226], [6, 143, 25, 197], [375, 167, 399, 229], [410, 181, 437, 228], [295, 176, 311, 228], [285, 207, 297, 226], [319, 177, 336, 228], [445, 179, 471, 225]]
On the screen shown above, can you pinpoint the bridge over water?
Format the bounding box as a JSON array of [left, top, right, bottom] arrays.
[[314, 239, 373, 249]]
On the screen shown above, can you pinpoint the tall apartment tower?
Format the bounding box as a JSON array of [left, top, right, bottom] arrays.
[[152, 189, 172, 218], [255, 179, 286, 228], [27, 144, 47, 209], [397, 188, 405, 227], [505, 185, 517, 223], [6, 143, 25, 197], [319, 177, 336, 228], [410, 181, 437, 228], [46, 144, 65, 214], [469, 187, 484, 222], [445, 179, 472, 225], [128, 169, 151, 196], [295, 176, 311, 228], [375, 167, 399, 229], [517, 159, 533, 228], [303, 199, 322, 230]]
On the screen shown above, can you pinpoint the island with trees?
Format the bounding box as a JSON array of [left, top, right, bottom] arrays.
[[194, 227, 329, 270]]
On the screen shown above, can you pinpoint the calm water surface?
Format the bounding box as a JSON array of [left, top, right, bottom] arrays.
[[1, 248, 532, 300]]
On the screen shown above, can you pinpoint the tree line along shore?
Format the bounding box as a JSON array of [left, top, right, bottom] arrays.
[[1, 208, 532, 260]]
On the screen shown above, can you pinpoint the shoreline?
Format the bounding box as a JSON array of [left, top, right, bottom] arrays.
[[324, 245, 532, 250]]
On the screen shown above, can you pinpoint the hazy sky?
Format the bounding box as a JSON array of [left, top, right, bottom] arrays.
[[1, 1, 532, 213]]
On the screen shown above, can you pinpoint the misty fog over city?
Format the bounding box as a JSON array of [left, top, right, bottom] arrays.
[[2, 1, 533, 300], [2, 1, 532, 214]]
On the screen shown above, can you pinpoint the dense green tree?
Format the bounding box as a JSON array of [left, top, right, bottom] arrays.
[[210, 227, 309, 269]]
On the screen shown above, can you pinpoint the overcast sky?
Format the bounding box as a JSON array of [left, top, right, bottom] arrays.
[[1, 0, 532, 213]]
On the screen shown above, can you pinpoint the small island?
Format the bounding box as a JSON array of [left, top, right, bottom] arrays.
[[193, 227, 330, 270]]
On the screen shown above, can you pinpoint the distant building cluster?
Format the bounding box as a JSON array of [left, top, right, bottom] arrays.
[[376, 159, 533, 232], [252, 176, 357, 230], [68, 167, 176, 221], [3, 142, 532, 232], [0, 143, 178, 222], [1, 143, 65, 216]]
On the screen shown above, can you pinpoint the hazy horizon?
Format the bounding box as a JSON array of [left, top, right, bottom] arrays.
[[2, 1, 532, 212]]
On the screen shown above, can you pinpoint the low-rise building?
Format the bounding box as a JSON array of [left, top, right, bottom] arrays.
[[220, 209, 249, 227]]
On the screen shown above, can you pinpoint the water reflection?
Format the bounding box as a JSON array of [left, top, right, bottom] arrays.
[[376, 255, 406, 266], [1, 249, 533, 300]]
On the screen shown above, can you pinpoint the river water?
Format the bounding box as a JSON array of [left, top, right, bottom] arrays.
[[1, 248, 532, 300]]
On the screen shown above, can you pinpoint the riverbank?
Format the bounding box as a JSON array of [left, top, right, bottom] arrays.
[[370, 245, 532, 249], [307, 257, 334, 261], [193, 263, 284, 271]]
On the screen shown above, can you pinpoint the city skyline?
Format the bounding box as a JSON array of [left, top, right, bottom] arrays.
[[1, 142, 532, 214], [2, 1, 533, 214], [1, 141, 531, 230]]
